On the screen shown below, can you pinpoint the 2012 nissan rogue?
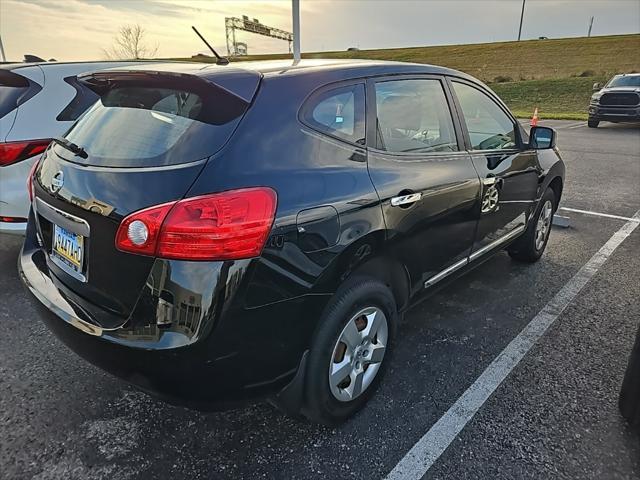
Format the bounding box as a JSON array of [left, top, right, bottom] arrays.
[[19, 60, 565, 424]]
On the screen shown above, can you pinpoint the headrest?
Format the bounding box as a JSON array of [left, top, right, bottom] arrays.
[[379, 95, 422, 131]]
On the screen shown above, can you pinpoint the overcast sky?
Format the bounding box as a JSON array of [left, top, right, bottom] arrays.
[[1, 0, 639, 61]]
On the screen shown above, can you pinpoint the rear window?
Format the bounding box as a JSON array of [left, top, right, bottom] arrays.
[[301, 83, 366, 145], [0, 70, 42, 119], [56, 82, 249, 168]]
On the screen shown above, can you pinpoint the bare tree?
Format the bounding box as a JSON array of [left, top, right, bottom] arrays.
[[103, 24, 159, 59]]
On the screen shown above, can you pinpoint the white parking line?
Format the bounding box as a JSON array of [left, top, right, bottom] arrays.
[[518, 121, 585, 129], [385, 209, 640, 480], [559, 121, 585, 129], [560, 206, 640, 223]]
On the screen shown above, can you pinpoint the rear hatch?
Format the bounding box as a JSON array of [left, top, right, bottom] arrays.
[[32, 66, 260, 322]]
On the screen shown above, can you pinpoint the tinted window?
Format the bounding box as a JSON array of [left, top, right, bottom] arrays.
[[375, 79, 458, 153], [452, 82, 517, 150], [56, 76, 99, 121], [59, 84, 248, 168], [303, 84, 365, 145], [0, 70, 42, 119]]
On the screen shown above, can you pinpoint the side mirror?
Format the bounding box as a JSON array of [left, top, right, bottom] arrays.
[[592, 82, 602, 91], [530, 126, 556, 150]]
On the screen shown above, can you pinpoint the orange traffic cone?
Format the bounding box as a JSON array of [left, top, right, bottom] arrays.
[[530, 107, 539, 127]]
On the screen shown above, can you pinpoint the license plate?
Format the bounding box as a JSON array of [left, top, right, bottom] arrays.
[[52, 224, 84, 273]]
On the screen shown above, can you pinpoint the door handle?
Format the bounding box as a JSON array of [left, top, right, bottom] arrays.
[[391, 192, 422, 207]]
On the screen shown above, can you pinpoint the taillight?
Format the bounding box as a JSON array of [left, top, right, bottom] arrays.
[[115, 187, 277, 261], [0, 139, 52, 167], [27, 157, 41, 203]]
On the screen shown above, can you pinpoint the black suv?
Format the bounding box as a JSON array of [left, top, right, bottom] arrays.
[[20, 60, 564, 424], [589, 73, 640, 128]]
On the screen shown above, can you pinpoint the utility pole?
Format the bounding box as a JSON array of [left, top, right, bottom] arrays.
[[588, 16, 594, 37], [517, 0, 526, 41], [0, 35, 6, 62], [292, 0, 300, 61]]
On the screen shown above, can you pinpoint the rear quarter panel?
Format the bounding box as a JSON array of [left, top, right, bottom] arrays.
[[186, 73, 386, 308]]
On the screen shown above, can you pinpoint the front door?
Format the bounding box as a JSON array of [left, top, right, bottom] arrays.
[[366, 76, 481, 297], [450, 80, 540, 259]]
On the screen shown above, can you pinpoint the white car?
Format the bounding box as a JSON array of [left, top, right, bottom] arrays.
[[0, 61, 153, 235]]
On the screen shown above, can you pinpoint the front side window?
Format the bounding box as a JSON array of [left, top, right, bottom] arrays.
[[303, 84, 366, 145], [375, 78, 458, 154], [452, 82, 517, 151]]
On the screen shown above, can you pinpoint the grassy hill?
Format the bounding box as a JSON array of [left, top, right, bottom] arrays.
[[174, 34, 640, 119]]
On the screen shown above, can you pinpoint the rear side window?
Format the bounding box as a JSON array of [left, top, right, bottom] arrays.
[[452, 81, 517, 151], [56, 76, 99, 121], [58, 82, 249, 168], [302, 84, 366, 145], [375, 78, 458, 154], [0, 70, 42, 119]]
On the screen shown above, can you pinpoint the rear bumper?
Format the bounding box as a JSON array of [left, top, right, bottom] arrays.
[[588, 104, 640, 122], [0, 156, 34, 235], [19, 215, 328, 407], [0, 220, 27, 235]]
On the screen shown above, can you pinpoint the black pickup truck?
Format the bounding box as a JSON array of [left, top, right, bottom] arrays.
[[588, 73, 640, 128]]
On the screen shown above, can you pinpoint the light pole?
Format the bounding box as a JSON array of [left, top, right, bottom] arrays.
[[517, 0, 526, 41], [292, 0, 301, 61], [0, 35, 6, 62]]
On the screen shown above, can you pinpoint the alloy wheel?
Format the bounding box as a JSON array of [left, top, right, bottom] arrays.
[[329, 306, 388, 402], [535, 200, 553, 251]]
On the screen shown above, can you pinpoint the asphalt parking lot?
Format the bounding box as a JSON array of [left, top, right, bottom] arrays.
[[1, 120, 639, 480]]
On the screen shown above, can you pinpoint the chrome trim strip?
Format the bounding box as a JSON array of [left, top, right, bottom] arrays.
[[423, 224, 527, 289], [424, 257, 468, 288], [35, 197, 90, 237], [54, 151, 209, 173], [469, 225, 526, 262]]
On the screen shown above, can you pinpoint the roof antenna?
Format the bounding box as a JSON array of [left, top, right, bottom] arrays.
[[192, 26, 229, 65]]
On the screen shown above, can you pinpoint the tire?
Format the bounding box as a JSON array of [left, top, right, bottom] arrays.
[[508, 188, 556, 263], [303, 276, 397, 425], [619, 324, 640, 429], [588, 119, 599, 128]]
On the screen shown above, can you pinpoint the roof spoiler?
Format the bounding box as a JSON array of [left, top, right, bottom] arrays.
[[77, 70, 253, 126], [77, 69, 258, 104]]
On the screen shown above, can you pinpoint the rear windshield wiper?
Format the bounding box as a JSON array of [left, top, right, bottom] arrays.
[[53, 137, 88, 159]]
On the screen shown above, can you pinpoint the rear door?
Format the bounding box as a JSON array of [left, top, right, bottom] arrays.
[[366, 75, 480, 297], [449, 79, 540, 259], [32, 70, 259, 320]]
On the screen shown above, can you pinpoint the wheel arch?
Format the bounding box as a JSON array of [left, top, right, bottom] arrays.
[[315, 230, 411, 312], [346, 254, 411, 312], [547, 176, 563, 210]]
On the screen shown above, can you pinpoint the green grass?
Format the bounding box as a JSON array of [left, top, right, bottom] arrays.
[[171, 34, 640, 119], [491, 76, 608, 120], [174, 34, 639, 82]]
